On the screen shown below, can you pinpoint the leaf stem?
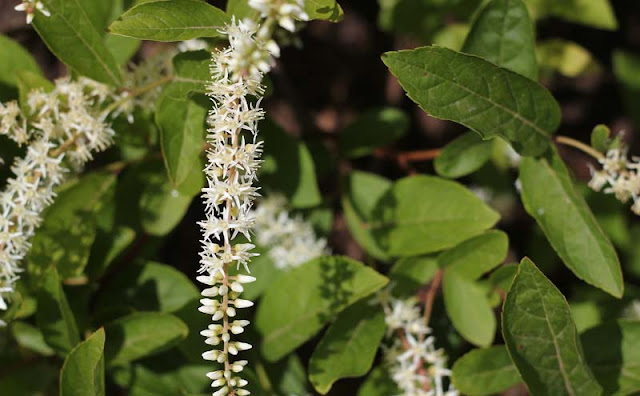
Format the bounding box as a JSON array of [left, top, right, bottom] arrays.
[[555, 136, 604, 160]]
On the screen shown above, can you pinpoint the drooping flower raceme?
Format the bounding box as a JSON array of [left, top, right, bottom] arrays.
[[378, 291, 458, 396], [0, 77, 116, 311], [588, 145, 640, 215], [197, 2, 308, 394], [253, 194, 328, 270]]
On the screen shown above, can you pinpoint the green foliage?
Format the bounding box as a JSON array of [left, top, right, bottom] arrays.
[[28, 172, 116, 280], [390, 255, 439, 297], [582, 320, 640, 395], [36, 267, 81, 356], [452, 345, 522, 395], [519, 149, 624, 297], [537, 40, 598, 78], [104, 312, 189, 366], [503, 258, 602, 395], [60, 328, 106, 396], [305, 0, 344, 22], [434, 132, 493, 178], [108, 0, 229, 41], [0, 35, 41, 100], [371, 175, 499, 256], [463, 0, 538, 79], [260, 120, 322, 208], [255, 256, 388, 362], [383, 46, 560, 155], [309, 300, 386, 394], [524, 0, 617, 30], [339, 108, 409, 158], [32, 0, 122, 85]]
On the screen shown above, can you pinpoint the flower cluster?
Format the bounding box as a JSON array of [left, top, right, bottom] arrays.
[[248, 0, 309, 32], [378, 291, 458, 396], [253, 194, 328, 270], [0, 77, 116, 311], [14, 0, 50, 24], [196, 0, 309, 391], [588, 145, 640, 215]]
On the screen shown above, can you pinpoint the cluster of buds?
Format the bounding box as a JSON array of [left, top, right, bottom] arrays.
[[588, 145, 640, 215], [378, 291, 458, 396], [197, 1, 309, 393], [253, 194, 328, 270], [0, 77, 117, 311]]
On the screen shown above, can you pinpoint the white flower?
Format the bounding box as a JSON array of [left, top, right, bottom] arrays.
[[248, 0, 309, 32], [589, 143, 640, 216], [15, 1, 50, 24]]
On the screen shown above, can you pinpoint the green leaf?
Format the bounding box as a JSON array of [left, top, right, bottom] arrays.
[[581, 319, 640, 396], [32, 0, 122, 85], [157, 89, 207, 189], [591, 125, 611, 154], [339, 107, 409, 158], [488, 263, 518, 293], [390, 255, 439, 298], [305, 0, 344, 22], [86, 225, 136, 281], [342, 171, 392, 261], [256, 256, 389, 362], [0, 35, 41, 96], [60, 328, 106, 396], [108, 0, 229, 41], [36, 267, 81, 355], [0, 361, 57, 395], [260, 120, 322, 208], [10, 321, 55, 356], [434, 131, 493, 178], [138, 160, 202, 236], [525, 0, 617, 31], [463, 0, 538, 79], [94, 261, 199, 316], [443, 269, 496, 347], [172, 49, 211, 90], [105, 0, 142, 65], [309, 300, 386, 394], [438, 230, 509, 279], [371, 175, 499, 257], [382, 46, 560, 156], [127, 361, 211, 396], [519, 149, 623, 297], [452, 345, 522, 396], [27, 172, 116, 280], [502, 258, 602, 396], [104, 312, 188, 366]]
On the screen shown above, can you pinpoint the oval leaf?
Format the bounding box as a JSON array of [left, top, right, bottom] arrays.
[[462, 0, 538, 79], [108, 0, 229, 42], [255, 256, 389, 362], [371, 175, 500, 257], [452, 345, 522, 396], [519, 150, 623, 297], [443, 270, 496, 347], [60, 328, 106, 396], [502, 258, 602, 396], [438, 230, 509, 280], [309, 300, 386, 394], [382, 46, 560, 155]]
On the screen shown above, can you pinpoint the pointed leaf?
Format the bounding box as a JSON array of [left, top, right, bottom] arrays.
[[463, 0, 538, 79], [434, 132, 493, 178], [108, 0, 229, 41], [519, 150, 623, 297], [256, 256, 389, 362], [382, 46, 560, 155], [502, 258, 602, 396], [438, 230, 509, 279], [60, 328, 106, 396], [32, 0, 122, 85]]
